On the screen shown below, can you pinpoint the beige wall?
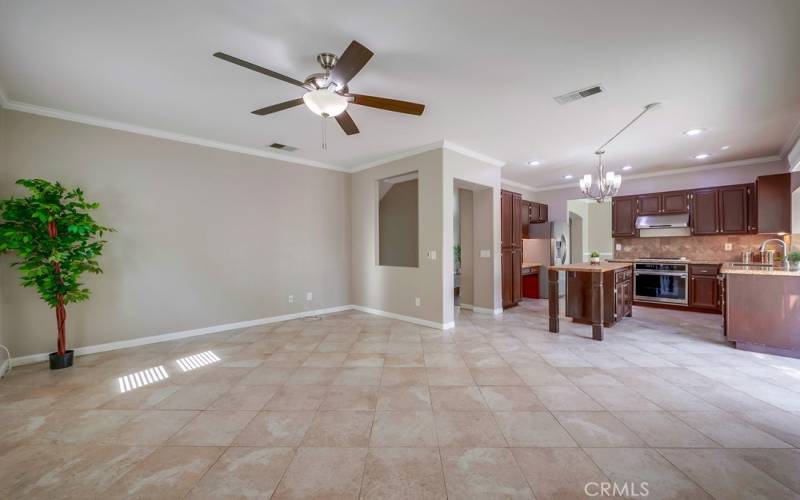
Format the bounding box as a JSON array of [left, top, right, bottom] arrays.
[[458, 189, 474, 306], [443, 149, 502, 321], [350, 149, 445, 325], [378, 179, 419, 267], [0, 109, 351, 357], [587, 200, 613, 257]]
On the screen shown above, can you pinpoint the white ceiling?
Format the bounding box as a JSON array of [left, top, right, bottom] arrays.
[[1, 0, 799, 187]]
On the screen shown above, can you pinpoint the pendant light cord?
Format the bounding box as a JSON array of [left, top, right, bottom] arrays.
[[595, 102, 660, 154]]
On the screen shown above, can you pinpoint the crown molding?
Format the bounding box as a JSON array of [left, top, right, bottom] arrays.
[[527, 155, 784, 192], [779, 117, 800, 161], [501, 178, 538, 192], [1, 99, 507, 174], [349, 140, 505, 173], [442, 141, 505, 167], [1, 99, 349, 172], [348, 141, 444, 173]]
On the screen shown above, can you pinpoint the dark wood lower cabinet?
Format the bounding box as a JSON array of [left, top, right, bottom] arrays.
[[567, 267, 632, 327], [688, 264, 722, 312]]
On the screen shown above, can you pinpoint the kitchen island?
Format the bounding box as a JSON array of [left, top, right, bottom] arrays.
[[721, 263, 800, 358], [548, 262, 633, 340]]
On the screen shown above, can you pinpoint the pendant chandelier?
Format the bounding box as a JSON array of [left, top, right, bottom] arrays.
[[579, 103, 660, 202]]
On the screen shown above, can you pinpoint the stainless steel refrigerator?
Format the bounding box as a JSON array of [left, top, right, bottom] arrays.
[[526, 220, 571, 298]]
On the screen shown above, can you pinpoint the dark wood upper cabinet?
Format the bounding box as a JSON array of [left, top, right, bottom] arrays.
[[661, 191, 690, 214], [521, 201, 530, 238], [690, 188, 719, 235], [637, 194, 661, 215], [718, 185, 749, 234], [756, 173, 791, 234], [501, 190, 513, 248], [526, 201, 548, 224], [501, 190, 523, 308], [529, 202, 540, 223], [611, 196, 637, 237], [511, 193, 522, 244], [747, 184, 757, 233]]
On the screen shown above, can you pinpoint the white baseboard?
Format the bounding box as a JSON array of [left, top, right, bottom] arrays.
[[460, 304, 503, 315], [8, 303, 458, 367], [9, 305, 353, 368], [350, 305, 452, 330]]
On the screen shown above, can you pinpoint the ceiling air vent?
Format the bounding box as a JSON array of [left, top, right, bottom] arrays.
[[268, 142, 298, 152], [553, 84, 604, 105]]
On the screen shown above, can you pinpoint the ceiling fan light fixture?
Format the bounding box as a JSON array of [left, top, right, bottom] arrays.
[[303, 89, 348, 117]]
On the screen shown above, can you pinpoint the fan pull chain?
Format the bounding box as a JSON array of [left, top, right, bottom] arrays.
[[321, 116, 327, 150]]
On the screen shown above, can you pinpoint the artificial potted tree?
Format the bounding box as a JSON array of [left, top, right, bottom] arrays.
[[787, 251, 800, 272], [0, 179, 112, 369]]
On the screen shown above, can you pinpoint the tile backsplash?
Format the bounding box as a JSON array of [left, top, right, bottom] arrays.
[[614, 234, 784, 262]]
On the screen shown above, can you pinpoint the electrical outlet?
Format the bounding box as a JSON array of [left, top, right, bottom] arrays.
[[306, 292, 313, 301], [480, 249, 491, 258], [415, 297, 421, 307], [724, 243, 732, 251], [615, 243, 622, 251], [288, 294, 294, 304]]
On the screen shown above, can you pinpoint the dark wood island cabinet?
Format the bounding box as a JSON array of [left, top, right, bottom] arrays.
[[548, 262, 633, 340]]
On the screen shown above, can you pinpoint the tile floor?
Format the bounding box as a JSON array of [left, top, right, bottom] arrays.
[[2, 300, 800, 499]]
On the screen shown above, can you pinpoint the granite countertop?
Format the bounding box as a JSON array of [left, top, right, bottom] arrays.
[[522, 261, 542, 269], [608, 258, 725, 265], [549, 261, 632, 273], [720, 262, 800, 277]]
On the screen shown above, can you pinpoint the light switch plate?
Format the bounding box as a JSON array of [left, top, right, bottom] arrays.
[[615, 243, 622, 251], [415, 297, 421, 307], [427, 250, 437, 260], [480, 249, 491, 258], [724, 243, 732, 251], [306, 292, 313, 301]]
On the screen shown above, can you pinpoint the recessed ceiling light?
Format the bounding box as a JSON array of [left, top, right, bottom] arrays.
[[563, 174, 573, 180], [684, 128, 705, 136], [694, 153, 710, 160], [720, 145, 731, 150], [622, 165, 632, 171], [527, 160, 541, 166]]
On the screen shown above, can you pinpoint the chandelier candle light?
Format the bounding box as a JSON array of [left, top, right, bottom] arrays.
[[579, 102, 660, 202]]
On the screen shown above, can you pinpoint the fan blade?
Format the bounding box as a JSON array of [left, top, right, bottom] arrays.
[[251, 98, 304, 115], [335, 111, 360, 135], [213, 52, 306, 88], [328, 41, 373, 90], [350, 94, 425, 115]]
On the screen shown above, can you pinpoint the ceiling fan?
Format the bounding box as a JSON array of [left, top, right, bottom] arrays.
[[213, 40, 425, 136]]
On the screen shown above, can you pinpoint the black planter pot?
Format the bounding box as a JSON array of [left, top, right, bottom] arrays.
[[49, 349, 74, 370]]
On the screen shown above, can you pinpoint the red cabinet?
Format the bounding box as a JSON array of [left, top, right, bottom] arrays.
[[523, 273, 539, 298]]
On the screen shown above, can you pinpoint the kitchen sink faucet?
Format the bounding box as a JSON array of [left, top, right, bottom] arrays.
[[759, 238, 788, 258]]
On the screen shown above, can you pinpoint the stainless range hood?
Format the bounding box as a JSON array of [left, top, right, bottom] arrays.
[[635, 213, 691, 237]]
